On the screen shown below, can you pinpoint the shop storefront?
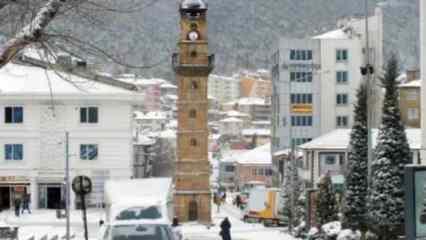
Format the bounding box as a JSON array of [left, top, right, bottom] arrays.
[[0, 176, 30, 210], [38, 183, 64, 209]]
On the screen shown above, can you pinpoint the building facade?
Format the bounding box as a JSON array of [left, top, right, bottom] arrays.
[[399, 80, 421, 128], [239, 70, 272, 98], [421, 0, 426, 162], [173, 0, 213, 223], [271, 9, 383, 155], [0, 63, 140, 210], [208, 74, 240, 104]]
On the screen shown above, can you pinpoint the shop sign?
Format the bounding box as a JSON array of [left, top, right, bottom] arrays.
[[0, 176, 29, 183], [405, 165, 426, 240], [14, 186, 25, 193], [291, 104, 313, 114]]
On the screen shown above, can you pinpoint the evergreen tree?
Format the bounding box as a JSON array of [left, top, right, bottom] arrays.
[[342, 84, 368, 229], [367, 54, 411, 236], [316, 172, 338, 226], [282, 156, 304, 228]]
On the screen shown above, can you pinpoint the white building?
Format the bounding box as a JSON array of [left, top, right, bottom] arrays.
[[421, 0, 426, 163], [0, 63, 142, 210], [219, 117, 244, 136], [298, 128, 421, 185], [208, 74, 240, 104], [271, 8, 383, 154]]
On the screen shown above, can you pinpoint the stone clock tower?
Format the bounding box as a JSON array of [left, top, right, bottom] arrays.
[[172, 0, 214, 223]]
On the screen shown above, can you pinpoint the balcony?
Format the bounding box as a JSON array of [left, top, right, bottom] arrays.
[[172, 53, 215, 75]]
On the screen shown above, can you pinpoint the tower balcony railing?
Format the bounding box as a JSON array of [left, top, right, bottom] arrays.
[[172, 53, 215, 74]]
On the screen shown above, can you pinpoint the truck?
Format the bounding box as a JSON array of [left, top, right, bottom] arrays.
[[98, 178, 175, 240], [242, 186, 288, 226]]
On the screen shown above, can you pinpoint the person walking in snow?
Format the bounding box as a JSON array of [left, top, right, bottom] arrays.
[[14, 198, 21, 217], [171, 217, 183, 240], [220, 217, 232, 240], [21, 194, 31, 214]]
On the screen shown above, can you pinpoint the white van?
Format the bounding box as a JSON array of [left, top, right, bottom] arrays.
[[99, 178, 175, 240]]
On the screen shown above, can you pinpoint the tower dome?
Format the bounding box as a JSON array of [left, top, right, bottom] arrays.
[[180, 0, 207, 10]]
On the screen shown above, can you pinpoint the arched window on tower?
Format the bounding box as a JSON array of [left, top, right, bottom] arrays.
[[191, 81, 198, 90], [189, 109, 197, 118], [190, 138, 197, 146]]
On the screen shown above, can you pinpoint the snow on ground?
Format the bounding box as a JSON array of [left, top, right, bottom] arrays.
[[0, 198, 295, 240]]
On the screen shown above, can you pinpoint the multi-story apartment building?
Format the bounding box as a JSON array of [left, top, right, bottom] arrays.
[[208, 74, 240, 104], [239, 69, 272, 98], [0, 63, 141, 210], [421, 0, 426, 163], [271, 9, 383, 154], [222, 97, 271, 122]]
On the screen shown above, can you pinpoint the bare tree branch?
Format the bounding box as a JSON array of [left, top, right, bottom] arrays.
[[0, 0, 68, 68]]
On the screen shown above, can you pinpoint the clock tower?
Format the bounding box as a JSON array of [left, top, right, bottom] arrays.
[[172, 0, 214, 223]]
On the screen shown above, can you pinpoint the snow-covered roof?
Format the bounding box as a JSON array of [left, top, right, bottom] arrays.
[[313, 29, 350, 39], [118, 77, 166, 86], [160, 83, 177, 89], [134, 135, 156, 146], [273, 148, 304, 158], [105, 178, 172, 204], [237, 143, 271, 165], [220, 117, 243, 123], [226, 110, 249, 118], [242, 128, 271, 136], [180, 0, 207, 10], [251, 120, 271, 125], [135, 111, 168, 120], [165, 94, 178, 100], [399, 80, 421, 88], [158, 129, 176, 139], [224, 97, 268, 106], [0, 63, 139, 100], [299, 128, 421, 150], [221, 150, 248, 163]]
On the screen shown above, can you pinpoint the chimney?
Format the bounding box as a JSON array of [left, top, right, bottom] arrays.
[[406, 69, 420, 82]]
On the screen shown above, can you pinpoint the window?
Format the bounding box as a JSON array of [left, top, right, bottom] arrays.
[[290, 72, 313, 82], [257, 168, 265, 176], [252, 169, 257, 176], [336, 94, 348, 105], [265, 168, 273, 176], [291, 138, 312, 146], [189, 109, 197, 118], [336, 71, 349, 83], [80, 107, 98, 123], [5, 107, 23, 123], [336, 49, 348, 62], [225, 165, 235, 172], [325, 155, 336, 165], [406, 90, 418, 101], [290, 49, 313, 60], [80, 144, 98, 160], [191, 81, 198, 89], [190, 139, 197, 146], [5, 144, 23, 160], [290, 94, 313, 104], [337, 116, 349, 127], [291, 116, 313, 126], [408, 108, 419, 120]]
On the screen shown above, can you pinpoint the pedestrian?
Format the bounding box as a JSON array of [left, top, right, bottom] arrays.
[[222, 192, 227, 203], [235, 195, 241, 208], [21, 194, 31, 214], [171, 217, 183, 240], [14, 198, 21, 217], [219, 217, 232, 240]]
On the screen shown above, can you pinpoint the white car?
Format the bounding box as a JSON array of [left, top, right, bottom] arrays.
[[98, 220, 175, 240]]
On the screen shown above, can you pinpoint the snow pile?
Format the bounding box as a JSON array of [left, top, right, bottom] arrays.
[[337, 229, 361, 240], [321, 221, 341, 238]]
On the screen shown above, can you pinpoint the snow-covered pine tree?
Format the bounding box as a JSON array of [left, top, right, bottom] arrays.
[[342, 83, 368, 230], [316, 172, 338, 226], [282, 156, 304, 228], [367, 54, 411, 237]]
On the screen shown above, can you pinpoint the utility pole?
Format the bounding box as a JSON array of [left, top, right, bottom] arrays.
[[363, 0, 374, 186], [65, 132, 71, 240]]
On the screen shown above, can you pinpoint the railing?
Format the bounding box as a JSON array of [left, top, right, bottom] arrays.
[[172, 53, 215, 71]]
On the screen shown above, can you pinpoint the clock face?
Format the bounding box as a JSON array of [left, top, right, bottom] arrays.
[[188, 31, 199, 41]]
